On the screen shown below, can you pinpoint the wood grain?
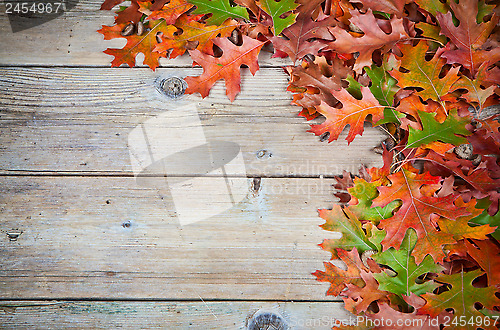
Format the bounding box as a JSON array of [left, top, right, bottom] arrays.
[[0, 67, 385, 175], [0, 9, 290, 67], [0, 176, 345, 300], [0, 301, 353, 329]]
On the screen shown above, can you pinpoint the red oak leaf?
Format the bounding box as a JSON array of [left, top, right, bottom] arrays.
[[184, 36, 265, 101], [350, 0, 411, 17], [372, 168, 471, 263], [436, 0, 500, 76], [312, 248, 373, 296], [327, 9, 411, 73], [287, 55, 353, 109], [309, 86, 385, 144], [270, 15, 335, 63]]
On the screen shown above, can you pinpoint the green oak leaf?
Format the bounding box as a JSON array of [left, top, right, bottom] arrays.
[[346, 75, 362, 99], [407, 109, 471, 148], [348, 178, 400, 225], [257, 0, 298, 36], [318, 205, 377, 259], [373, 229, 444, 296], [188, 0, 249, 25], [365, 57, 403, 124], [364, 222, 386, 251]]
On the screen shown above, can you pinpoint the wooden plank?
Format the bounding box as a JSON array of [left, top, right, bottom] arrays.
[[0, 176, 346, 300], [0, 9, 290, 67], [0, 301, 353, 329], [0, 67, 385, 175]]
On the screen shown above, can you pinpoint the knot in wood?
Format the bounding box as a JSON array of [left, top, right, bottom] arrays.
[[6, 231, 22, 241], [247, 311, 287, 330], [161, 77, 186, 98]]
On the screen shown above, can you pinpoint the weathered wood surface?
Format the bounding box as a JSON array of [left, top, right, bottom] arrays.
[[0, 176, 342, 300], [0, 8, 289, 67], [0, 67, 385, 175], [0, 301, 352, 329], [0, 1, 382, 326]]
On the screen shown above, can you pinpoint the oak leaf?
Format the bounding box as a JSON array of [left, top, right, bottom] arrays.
[[309, 86, 385, 144], [98, 19, 167, 70], [317, 205, 378, 259], [390, 42, 460, 102], [257, 0, 299, 36], [270, 15, 335, 63], [184, 36, 265, 101], [287, 56, 352, 109], [372, 168, 471, 263], [348, 177, 400, 225], [350, 0, 411, 17], [451, 64, 497, 111], [342, 269, 391, 313], [406, 109, 471, 149], [465, 239, 500, 286], [154, 14, 237, 58], [373, 229, 444, 296], [396, 94, 446, 130], [414, 0, 448, 17], [312, 248, 372, 296], [188, 0, 249, 25], [141, 0, 194, 24], [436, 0, 500, 75], [364, 302, 438, 330], [419, 269, 500, 324], [327, 9, 411, 73]]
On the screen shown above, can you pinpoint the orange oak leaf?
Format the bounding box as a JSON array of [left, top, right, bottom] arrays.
[[451, 63, 497, 111], [184, 36, 265, 101], [390, 42, 461, 103], [438, 197, 496, 241], [436, 0, 500, 76], [154, 14, 237, 58], [342, 270, 391, 314], [465, 239, 500, 286], [312, 248, 372, 296], [270, 15, 335, 63], [140, 0, 193, 24], [372, 168, 471, 263], [98, 19, 167, 70], [309, 86, 385, 144], [327, 9, 411, 73], [396, 94, 446, 130]]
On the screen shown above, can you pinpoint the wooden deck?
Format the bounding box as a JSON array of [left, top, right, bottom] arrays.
[[0, 3, 385, 328]]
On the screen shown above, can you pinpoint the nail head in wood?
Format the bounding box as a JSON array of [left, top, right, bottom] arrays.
[[161, 77, 186, 98], [256, 149, 272, 159], [247, 310, 288, 330]]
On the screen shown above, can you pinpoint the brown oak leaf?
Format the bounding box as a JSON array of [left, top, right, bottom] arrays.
[[327, 9, 411, 73]]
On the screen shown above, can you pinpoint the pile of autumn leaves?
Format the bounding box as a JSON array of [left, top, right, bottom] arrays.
[[98, 0, 500, 328]]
